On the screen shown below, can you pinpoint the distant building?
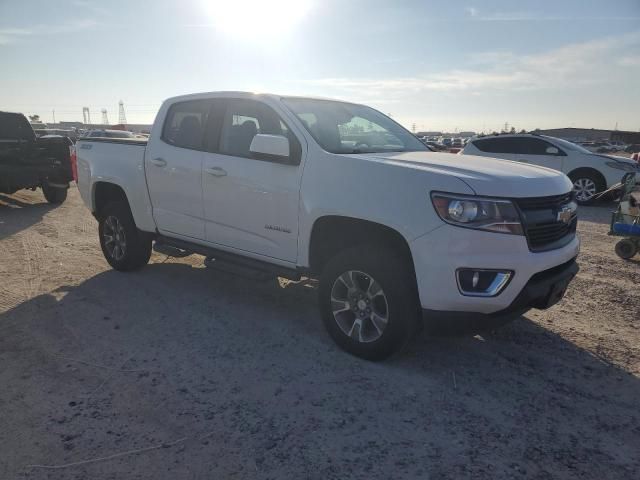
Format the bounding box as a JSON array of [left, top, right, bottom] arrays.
[[533, 127, 640, 144]]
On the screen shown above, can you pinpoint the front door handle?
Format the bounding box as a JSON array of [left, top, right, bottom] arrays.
[[205, 166, 227, 177], [150, 157, 167, 167]]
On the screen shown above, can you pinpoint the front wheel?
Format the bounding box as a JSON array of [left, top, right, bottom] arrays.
[[570, 172, 603, 204], [98, 201, 151, 271], [319, 245, 420, 361], [42, 182, 68, 204]]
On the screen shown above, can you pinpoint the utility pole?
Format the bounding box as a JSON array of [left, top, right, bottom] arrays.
[[118, 100, 127, 125], [82, 107, 91, 125], [52, 109, 56, 124], [101, 109, 109, 125]]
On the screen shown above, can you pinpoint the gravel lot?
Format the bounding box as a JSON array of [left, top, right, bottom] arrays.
[[1, 187, 639, 479]]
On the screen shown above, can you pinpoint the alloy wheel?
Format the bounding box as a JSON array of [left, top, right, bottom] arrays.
[[103, 215, 127, 261], [573, 178, 597, 202], [330, 270, 389, 343]]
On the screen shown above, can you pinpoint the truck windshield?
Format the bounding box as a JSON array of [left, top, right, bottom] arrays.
[[282, 98, 427, 154]]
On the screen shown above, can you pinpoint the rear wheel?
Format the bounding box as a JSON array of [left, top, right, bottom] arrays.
[[615, 238, 638, 260], [319, 245, 420, 360], [98, 201, 151, 271], [42, 182, 68, 204], [569, 171, 604, 204]]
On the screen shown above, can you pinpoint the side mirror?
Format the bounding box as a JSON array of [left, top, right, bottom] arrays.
[[249, 134, 293, 164], [545, 146, 559, 155]]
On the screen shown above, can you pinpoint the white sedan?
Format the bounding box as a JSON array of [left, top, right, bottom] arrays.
[[460, 134, 639, 203]]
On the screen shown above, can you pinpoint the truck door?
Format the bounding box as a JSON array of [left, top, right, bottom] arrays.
[[200, 98, 304, 263], [144, 100, 209, 240]]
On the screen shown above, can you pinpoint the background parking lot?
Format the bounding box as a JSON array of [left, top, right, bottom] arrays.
[[1, 188, 639, 479]]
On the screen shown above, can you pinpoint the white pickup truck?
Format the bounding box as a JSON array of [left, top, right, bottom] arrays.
[[77, 92, 580, 360]]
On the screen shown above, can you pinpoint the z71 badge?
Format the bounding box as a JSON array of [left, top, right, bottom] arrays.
[[265, 224, 291, 234]]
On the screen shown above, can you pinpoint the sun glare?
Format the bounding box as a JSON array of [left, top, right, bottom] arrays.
[[201, 0, 313, 39]]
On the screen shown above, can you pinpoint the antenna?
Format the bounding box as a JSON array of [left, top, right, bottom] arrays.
[[82, 107, 91, 125], [118, 100, 127, 125], [101, 109, 109, 125]]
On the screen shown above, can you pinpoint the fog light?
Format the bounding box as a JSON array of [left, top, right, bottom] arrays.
[[456, 269, 513, 297]]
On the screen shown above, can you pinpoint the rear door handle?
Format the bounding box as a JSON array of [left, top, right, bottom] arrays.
[[205, 166, 227, 177], [150, 157, 167, 167]]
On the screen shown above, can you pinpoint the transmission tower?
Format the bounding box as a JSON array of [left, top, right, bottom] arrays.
[[101, 109, 109, 125], [82, 107, 91, 125], [118, 100, 127, 125]]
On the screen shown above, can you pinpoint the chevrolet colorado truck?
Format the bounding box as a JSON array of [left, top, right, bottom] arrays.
[[76, 92, 580, 360], [0, 111, 73, 203]]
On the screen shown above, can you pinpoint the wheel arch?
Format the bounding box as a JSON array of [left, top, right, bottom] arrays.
[[567, 167, 606, 190], [92, 182, 130, 220], [308, 215, 416, 277]]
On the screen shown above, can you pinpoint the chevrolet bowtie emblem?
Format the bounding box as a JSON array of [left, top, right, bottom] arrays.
[[557, 206, 573, 224]]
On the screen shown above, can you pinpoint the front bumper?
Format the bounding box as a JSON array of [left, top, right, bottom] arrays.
[[410, 224, 580, 314], [422, 257, 578, 333]]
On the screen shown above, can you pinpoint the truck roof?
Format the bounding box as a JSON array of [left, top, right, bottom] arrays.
[[162, 91, 362, 107]]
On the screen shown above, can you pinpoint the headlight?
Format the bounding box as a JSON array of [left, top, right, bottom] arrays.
[[606, 161, 638, 172], [431, 193, 523, 235]]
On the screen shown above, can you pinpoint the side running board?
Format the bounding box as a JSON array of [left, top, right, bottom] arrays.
[[153, 235, 301, 281], [153, 241, 192, 258]]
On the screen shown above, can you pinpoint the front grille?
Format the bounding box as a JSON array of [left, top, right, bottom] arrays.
[[515, 193, 577, 251], [526, 218, 577, 249], [515, 192, 573, 210]]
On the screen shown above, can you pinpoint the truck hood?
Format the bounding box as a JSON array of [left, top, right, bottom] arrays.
[[357, 151, 573, 198]]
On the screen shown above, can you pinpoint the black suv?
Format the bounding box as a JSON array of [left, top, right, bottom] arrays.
[[0, 111, 73, 204]]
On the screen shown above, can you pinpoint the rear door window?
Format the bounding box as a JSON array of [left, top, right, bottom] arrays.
[[473, 137, 519, 154], [162, 100, 210, 150]]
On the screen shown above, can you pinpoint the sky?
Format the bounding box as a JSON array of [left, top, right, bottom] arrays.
[[0, 0, 639, 133]]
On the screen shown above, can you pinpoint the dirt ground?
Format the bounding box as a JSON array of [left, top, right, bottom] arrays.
[[1, 187, 639, 480]]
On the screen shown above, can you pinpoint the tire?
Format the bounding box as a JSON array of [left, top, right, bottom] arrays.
[[98, 201, 151, 271], [42, 182, 68, 204], [318, 245, 420, 361], [569, 171, 604, 205], [615, 238, 638, 260]]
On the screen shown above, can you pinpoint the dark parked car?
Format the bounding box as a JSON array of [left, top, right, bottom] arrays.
[[0, 111, 74, 204], [425, 141, 447, 151], [625, 144, 640, 153]]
